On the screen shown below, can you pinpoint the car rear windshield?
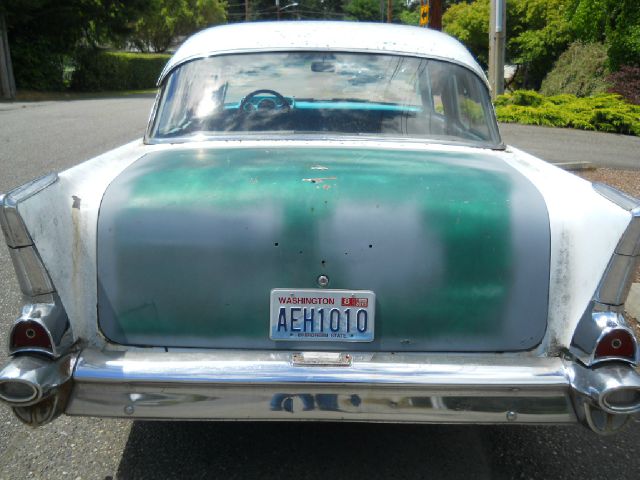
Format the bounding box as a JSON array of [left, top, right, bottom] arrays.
[[149, 52, 501, 148]]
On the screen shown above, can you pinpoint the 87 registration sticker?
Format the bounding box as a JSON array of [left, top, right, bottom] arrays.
[[269, 289, 375, 342]]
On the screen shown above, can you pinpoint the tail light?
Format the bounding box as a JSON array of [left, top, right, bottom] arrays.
[[11, 321, 54, 353], [594, 328, 637, 363], [9, 301, 69, 358]]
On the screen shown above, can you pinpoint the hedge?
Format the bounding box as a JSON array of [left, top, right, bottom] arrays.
[[495, 90, 640, 136], [71, 50, 170, 91]]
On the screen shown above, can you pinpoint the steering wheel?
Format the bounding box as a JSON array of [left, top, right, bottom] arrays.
[[239, 89, 290, 113]]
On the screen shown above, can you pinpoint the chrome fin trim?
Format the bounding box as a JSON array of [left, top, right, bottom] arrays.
[[0, 173, 58, 248], [592, 183, 640, 306], [0, 173, 58, 297]]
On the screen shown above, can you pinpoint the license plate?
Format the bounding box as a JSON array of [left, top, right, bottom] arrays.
[[270, 289, 375, 342]]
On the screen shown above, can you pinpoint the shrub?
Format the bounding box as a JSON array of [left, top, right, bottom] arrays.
[[607, 65, 640, 105], [540, 42, 610, 97], [495, 90, 640, 136], [10, 38, 66, 91], [71, 49, 170, 91]]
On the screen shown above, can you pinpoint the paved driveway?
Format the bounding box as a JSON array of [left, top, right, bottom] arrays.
[[0, 98, 639, 479]]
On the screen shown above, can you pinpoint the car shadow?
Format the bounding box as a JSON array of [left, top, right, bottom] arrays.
[[115, 421, 640, 479]]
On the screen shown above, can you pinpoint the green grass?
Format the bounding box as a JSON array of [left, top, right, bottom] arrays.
[[495, 90, 640, 136]]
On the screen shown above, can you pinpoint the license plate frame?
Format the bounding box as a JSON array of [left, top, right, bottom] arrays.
[[269, 288, 375, 342]]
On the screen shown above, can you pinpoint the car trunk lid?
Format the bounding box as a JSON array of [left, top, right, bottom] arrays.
[[97, 146, 549, 351]]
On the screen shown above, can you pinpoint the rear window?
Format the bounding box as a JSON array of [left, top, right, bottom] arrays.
[[150, 51, 500, 147]]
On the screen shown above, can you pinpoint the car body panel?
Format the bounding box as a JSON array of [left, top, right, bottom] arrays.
[[97, 146, 550, 350], [13, 139, 628, 353], [501, 146, 632, 351]]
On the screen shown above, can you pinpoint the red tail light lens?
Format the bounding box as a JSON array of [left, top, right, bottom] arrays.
[[594, 329, 636, 361], [10, 321, 53, 353]]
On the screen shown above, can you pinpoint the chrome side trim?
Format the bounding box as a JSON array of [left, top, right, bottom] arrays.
[[570, 308, 638, 366], [593, 183, 639, 212]]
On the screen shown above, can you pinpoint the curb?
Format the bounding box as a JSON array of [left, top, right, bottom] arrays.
[[555, 161, 596, 171]]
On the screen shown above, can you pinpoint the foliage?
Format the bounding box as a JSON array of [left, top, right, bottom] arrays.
[[443, 0, 572, 89], [540, 42, 610, 97], [227, 0, 345, 21], [398, 5, 421, 26], [3, 0, 150, 90], [442, 0, 491, 66], [568, 0, 640, 71], [130, 0, 226, 53], [607, 66, 640, 105], [71, 49, 170, 91], [495, 90, 640, 136]]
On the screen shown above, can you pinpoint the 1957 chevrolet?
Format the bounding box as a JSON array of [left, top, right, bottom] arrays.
[[1, 22, 639, 434]]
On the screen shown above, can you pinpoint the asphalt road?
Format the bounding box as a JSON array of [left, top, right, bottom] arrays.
[[0, 97, 639, 479]]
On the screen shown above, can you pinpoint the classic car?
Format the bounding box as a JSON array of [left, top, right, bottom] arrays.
[[0, 21, 639, 435]]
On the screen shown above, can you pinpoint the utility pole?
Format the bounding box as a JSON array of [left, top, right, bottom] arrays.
[[387, 0, 392, 23], [488, 0, 506, 99], [245, 0, 250, 21], [0, 13, 16, 100], [429, 0, 442, 31], [276, 0, 281, 20]]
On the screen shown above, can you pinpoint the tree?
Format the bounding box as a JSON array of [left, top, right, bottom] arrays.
[[568, 0, 640, 69], [130, 0, 227, 53], [344, 0, 383, 22], [443, 0, 573, 89], [2, 0, 150, 90]]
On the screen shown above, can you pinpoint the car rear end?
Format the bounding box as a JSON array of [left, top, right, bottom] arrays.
[[1, 22, 640, 434]]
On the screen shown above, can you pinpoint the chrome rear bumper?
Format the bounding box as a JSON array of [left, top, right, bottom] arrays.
[[4, 348, 640, 432], [67, 349, 578, 424]]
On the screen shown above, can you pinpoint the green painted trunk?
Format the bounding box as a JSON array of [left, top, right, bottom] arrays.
[[97, 146, 549, 351]]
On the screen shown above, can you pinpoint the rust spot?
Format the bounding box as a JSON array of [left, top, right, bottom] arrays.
[[322, 184, 331, 190]]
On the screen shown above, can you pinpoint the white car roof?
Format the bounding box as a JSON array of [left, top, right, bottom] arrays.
[[159, 21, 487, 85]]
